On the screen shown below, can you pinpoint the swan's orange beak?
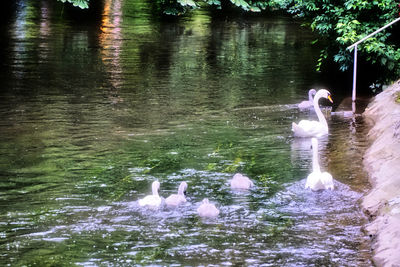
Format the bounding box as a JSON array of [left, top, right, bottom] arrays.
[[327, 94, 333, 103]]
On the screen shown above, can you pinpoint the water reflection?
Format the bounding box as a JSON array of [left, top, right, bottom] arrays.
[[0, 0, 372, 266], [100, 0, 123, 92]]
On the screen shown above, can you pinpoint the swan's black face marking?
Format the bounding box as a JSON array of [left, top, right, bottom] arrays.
[[327, 93, 333, 103]]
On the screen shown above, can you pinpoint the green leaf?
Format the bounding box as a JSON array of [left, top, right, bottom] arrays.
[[231, 0, 250, 10], [178, 0, 197, 7], [58, 0, 89, 9], [206, 0, 221, 5], [250, 6, 261, 12]]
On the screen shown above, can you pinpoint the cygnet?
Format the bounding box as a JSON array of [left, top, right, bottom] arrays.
[[165, 181, 188, 207], [230, 173, 253, 189], [197, 198, 219, 218], [138, 180, 162, 209]]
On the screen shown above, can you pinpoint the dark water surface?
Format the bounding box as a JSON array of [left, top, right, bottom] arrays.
[[0, 0, 372, 266]]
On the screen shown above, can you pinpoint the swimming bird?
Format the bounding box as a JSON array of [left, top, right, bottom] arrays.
[[298, 89, 317, 109], [165, 181, 188, 207], [138, 180, 162, 208], [292, 89, 333, 137], [197, 198, 219, 218], [305, 138, 334, 191], [230, 173, 253, 190]]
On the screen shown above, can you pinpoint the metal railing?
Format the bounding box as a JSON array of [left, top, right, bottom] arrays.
[[347, 17, 400, 108]]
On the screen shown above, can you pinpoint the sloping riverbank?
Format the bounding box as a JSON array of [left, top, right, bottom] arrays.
[[362, 80, 400, 267]]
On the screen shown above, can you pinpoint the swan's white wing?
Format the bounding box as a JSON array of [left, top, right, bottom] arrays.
[[306, 171, 335, 191], [292, 120, 327, 137], [197, 203, 219, 217], [305, 172, 326, 191], [298, 100, 313, 109], [230, 175, 253, 189], [165, 194, 186, 207], [321, 172, 334, 190], [139, 195, 162, 208]]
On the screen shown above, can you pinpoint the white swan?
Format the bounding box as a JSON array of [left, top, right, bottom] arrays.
[[230, 173, 253, 190], [305, 138, 334, 191], [165, 181, 188, 207], [197, 198, 219, 218], [298, 89, 317, 109], [292, 89, 333, 137], [138, 181, 162, 208]]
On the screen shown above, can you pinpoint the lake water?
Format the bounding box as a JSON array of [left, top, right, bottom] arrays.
[[0, 0, 372, 266]]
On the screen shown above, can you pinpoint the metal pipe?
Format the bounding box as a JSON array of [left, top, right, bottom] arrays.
[[352, 45, 357, 103], [346, 17, 400, 113]]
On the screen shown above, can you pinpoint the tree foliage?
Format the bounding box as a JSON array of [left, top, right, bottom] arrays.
[[283, 0, 400, 79], [58, 0, 89, 9], [157, 0, 400, 82]]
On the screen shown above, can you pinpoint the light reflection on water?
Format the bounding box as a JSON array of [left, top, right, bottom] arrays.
[[19, 168, 368, 266], [0, 0, 372, 266], [0, 104, 372, 266]]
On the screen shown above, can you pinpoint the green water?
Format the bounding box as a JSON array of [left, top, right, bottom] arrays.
[[0, 0, 372, 266]]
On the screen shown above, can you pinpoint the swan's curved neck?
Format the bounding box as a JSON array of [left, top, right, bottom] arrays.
[[152, 184, 159, 196], [308, 90, 314, 102], [312, 141, 321, 173], [313, 94, 328, 130], [178, 183, 186, 195]]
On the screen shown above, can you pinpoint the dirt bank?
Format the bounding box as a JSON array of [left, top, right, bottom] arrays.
[[362, 80, 400, 267]]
